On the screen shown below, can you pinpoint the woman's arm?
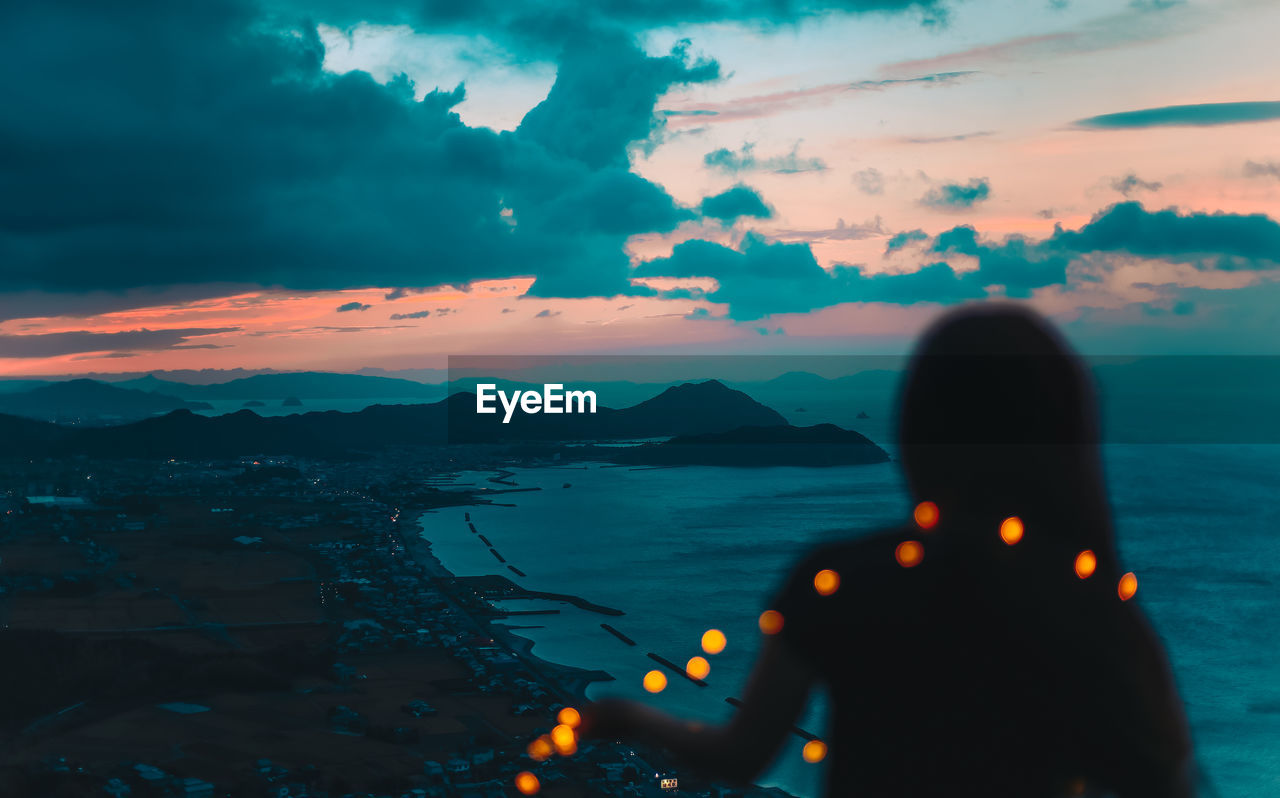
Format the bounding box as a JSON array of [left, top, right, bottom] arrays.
[[580, 634, 819, 784]]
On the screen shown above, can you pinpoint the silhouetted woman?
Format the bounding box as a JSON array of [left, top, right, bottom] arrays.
[[582, 303, 1196, 797]]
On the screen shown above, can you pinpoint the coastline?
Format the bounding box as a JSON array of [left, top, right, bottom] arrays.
[[402, 520, 616, 706]]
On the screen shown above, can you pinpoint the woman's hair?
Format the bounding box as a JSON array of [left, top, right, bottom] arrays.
[[895, 303, 1115, 557]]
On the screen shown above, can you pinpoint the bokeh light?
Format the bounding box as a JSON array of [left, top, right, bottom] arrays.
[[1118, 572, 1138, 601], [999, 516, 1024, 546], [758, 610, 785, 635], [686, 656, 710, 680], [550, 724, 575, 749], [895, 540, 924, 568], [644, 669, 668, 693], [515, 771, 540, 795], [527, 735, 553, 762], [1075, 550, 1097, 579], [557, 707, 581, 728], [813, 569, 840, 596], [914, 501, 939, 530], [802, 740, 828, 763], [701, 629, 727, 655]]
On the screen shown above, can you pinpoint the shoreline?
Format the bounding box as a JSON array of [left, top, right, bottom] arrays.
[[402, 518, 617, 706]]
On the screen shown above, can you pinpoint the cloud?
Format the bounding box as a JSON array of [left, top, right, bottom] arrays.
[[699, 185, 773, 223], [663, 71, 974, 125], [1075, 101, 1280, 129], [1244, 160, 1280, 180], [885, 229, 929, 253], [534, 309, 561, 317], [635, 201, 1280, 320], [703, 142, 827, 174], [852, 168, 885, 195], [0, 3, 724, 308], [1110, 173, 1163, 196], [772, 217, 885, 242], [389, 310, 432, 319], [898, 130, 995, 144], [0, 327, 240, 358], [921, 178, 991, 209], [337, 301, 372, 312]]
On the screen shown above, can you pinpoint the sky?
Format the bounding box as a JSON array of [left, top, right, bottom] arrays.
[[2, 0, 1280, 377]]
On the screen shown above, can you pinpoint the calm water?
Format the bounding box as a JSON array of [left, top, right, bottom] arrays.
[[419, 446, 1280, 798]]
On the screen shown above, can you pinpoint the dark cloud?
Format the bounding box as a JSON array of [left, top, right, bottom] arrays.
[[534, 309, 561, 318], [635, 201, 1280, 319], [1244, 160, 1280, 180], [703, 142, 827, 174], [885, 229, 929, 253], [1110, 173, 1163, 196], [336, 301, 372, 312], [389, 310, 432, 319], [1049, 201, 1280, 269], [1075, 101, 1280, 129], [921, 178, 991, 209], [0, 2, 722, 308], [0, 327, 239, 358], [699, 185, 773, 223], [852, 168, 886, 195]]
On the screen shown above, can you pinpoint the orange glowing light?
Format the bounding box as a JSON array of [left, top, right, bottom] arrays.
[[999, 516, 1024, 546], [701, 629, 727, 655], [758, 610, 785, 635], [1075, 550, 1097, 579], [895, 540, 924, 568], [551, 723, 575, 749], [802, 740, 828, 763], [1118, 572, 1137, 601], [686, 656, 710, 680], [557, 707, 581, 728], [914, 501, 939, 530], [644, 670, 668, 693], [515, 771, 541, 795], [813, 569, 840, 596], [527, 735, 553, 762]]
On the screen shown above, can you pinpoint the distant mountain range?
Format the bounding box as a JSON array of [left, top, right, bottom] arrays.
[[0, 380, 791, 458], [0, 379, 211, 424]]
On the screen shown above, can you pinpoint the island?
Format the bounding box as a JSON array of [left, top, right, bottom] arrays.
[[603, 423, 890, 467]]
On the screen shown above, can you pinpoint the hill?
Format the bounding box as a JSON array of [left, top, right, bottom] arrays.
[[0, 379, 212, 424], [606, 423, 890, 467]]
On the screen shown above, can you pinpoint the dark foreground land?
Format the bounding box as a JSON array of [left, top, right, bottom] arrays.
[[0, 452, 794, 798]]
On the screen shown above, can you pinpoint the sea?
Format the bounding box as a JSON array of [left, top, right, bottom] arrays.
[[418, 446, 1280, 798]]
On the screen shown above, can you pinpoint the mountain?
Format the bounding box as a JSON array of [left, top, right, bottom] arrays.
[[116, 371, 444, 400], [0, 379, 212, 424], [1, 381, 792, 458], [606, 423, 890, 467]]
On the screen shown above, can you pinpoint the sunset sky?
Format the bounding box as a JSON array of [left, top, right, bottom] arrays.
[[3, 0, 1280, 377]]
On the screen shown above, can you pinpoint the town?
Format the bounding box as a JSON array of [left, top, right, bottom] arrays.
[[0, 449, 793, 798]]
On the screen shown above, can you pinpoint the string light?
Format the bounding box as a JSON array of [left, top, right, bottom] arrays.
[[643, 670, 668, 693], [1074, 550, 1096, 579], [686, 656, 710, 680], [557, 707, 581, 728], [701, 629, 727, 655], [895, 540, 924, 568], [999, 516, 1024, 546], [758, 610, 785, 635], [526, 735, 553, 762], [914, 501, 939, 530], [802, 740, 828, 763], [515, 772, 540, 795], [1118, 572, 1137, 601], [813, 569, 840, 596]]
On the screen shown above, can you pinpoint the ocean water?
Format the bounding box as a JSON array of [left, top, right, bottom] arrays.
[[418, 446, 1280, 798]]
